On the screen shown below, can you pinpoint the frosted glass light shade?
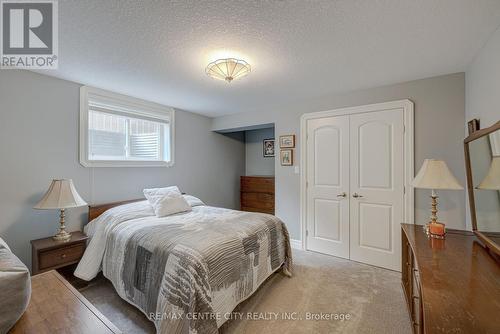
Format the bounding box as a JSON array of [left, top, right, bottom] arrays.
[[477, 156, 500, 190], [206, 58, 251, 82], [34, 179, 87, 209], [412, 159, 463, 190]]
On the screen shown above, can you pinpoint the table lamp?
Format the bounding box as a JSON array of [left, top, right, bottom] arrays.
[[412, 159, 463, 238], [34, 179, 87, 242], [477, 156, 500, 190]]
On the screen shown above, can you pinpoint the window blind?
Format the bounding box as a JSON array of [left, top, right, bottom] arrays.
[[80, 86, 174, 167], [88, 109, 167, 161]]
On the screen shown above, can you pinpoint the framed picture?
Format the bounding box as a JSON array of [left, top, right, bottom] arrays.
[[280, 149, 293, 166], [467, 119, 480, 135], [263, 139, 275, 157], [279, 135, 295, 148]]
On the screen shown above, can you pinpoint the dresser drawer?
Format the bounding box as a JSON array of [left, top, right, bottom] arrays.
[[241, 176, 275, 193], [241, 206, 275, 214], [38, 243, 85, 270], [241, 192, 275, 209]]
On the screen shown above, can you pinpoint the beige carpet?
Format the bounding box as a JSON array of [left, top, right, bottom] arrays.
[[78, 250, 411, 333]]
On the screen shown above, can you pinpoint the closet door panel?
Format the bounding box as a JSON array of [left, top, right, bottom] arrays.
[[349, 109, 404, 271], [306, 116, 350, 259]]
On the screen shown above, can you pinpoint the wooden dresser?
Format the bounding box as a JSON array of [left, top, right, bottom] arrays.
[[240, 176, 275, 214], [401, 224, 500, 334], [9, 270, 121, 333]]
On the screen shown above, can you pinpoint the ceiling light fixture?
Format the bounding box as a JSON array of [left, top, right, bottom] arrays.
[[205, 58, 251, 83]]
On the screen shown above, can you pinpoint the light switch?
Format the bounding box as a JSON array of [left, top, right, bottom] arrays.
[[294, 166, 300, 174]]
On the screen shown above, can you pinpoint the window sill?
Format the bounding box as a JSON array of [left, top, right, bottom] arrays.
[[79, 159, 174, 168]]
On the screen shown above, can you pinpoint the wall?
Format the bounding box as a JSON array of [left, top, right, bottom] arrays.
[[213, 73, 466, 240], [466, 25, 500, 129], [245, 127, 275, 176], [0, 70, 245, 267], [465, 25, 500, 229]]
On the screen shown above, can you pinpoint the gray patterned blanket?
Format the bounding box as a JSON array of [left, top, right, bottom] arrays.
[[75, 201, 292, 334]]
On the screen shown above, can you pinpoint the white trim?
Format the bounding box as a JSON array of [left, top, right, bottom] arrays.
[[299, 99, 415, 252], [79, 86, 175, 167], [290, 239, 303, 250]]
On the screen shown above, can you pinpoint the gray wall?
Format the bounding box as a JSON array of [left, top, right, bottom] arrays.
[[466, 25, 500, 129], [0, 70, 245, 267], [213, 73, 466, 239], [465, 24, 500, 229], [245, 128, 275, 176]]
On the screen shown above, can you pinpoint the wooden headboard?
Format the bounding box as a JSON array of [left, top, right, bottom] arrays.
[[87, 193, 187, 222], [88, 199, 145, 222]]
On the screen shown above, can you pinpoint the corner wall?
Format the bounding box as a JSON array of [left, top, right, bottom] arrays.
[[213, 73, 466, 240], [466, 25, 500, 129], [245, 128, 275, 176], [465, 24, 500, 229]]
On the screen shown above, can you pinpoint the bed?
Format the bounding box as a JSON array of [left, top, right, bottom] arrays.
[[74, 196, 292, 334]]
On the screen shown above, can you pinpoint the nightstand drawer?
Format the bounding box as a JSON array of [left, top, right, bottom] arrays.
[[38, 244, 85, 270]]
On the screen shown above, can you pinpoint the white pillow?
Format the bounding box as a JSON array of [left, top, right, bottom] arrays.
[[183, 195, 205, 207], [143, 186, 192, 217]]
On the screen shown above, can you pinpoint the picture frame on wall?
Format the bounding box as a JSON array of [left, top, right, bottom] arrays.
[[280, 149, 293, 166], [263, 139, 275, 157], [279, 135, 295, 148]]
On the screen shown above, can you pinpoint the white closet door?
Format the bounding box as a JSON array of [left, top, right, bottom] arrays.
[[306, 116, 350, 259], [349, 109, 404, 271]]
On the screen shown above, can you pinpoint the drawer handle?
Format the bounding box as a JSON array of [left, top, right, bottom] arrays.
[[61, 254, 67, 259]]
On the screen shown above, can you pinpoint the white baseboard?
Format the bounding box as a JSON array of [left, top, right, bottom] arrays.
[[290, 239, 303, 250]]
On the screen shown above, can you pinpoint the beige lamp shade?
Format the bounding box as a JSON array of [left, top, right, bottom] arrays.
[[412, 159, 463, 190], [34, 179, 87, 209], [477, 156, 500, 190]]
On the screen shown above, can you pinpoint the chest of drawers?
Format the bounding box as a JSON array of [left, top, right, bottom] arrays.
[[240, 176, 275, 214]]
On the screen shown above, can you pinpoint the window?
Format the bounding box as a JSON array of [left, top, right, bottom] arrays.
[[80, 86, 174, 167]]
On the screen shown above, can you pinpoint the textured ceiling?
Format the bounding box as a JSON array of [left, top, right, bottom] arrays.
[[38, 0, 500, 117]]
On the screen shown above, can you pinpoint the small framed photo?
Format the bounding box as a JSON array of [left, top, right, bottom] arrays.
[[280, 149, 293, 166], [279, 135, 295, 148], [263, 139, 275, 157]]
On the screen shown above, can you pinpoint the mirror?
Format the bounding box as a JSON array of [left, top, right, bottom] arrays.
[[465, 121, 500, 257]]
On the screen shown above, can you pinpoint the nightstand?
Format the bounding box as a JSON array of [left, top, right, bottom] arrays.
[[30, 231, 88, 275]]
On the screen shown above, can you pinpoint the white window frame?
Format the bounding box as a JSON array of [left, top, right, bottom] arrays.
[[79, 86, 175, 167]]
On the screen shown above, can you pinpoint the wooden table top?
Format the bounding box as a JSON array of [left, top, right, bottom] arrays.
[[31, 231, 88, 251], [402, 224, 500, 333], [9, 270, 121, 334]]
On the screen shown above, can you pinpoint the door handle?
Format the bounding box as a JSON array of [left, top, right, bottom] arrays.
[[336, 192, 347, 198], [352, 193, 364, 198]]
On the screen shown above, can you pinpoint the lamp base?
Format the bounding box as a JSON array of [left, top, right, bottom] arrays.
[[53, 208, 71, 242], [423, 223, 430, 235], [429, 222, 446, 239], [53, 230, 72, 242], [423, 191, 439, 237]]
